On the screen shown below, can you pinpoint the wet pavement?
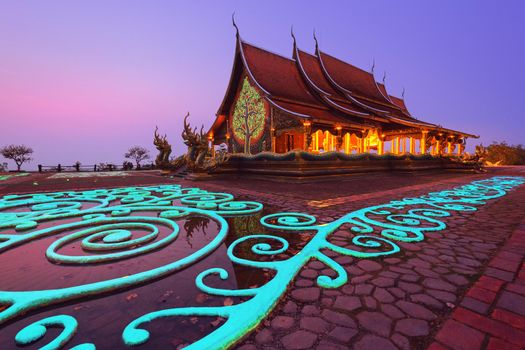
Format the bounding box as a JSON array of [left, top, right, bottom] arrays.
[[1, 167, 524, 349]]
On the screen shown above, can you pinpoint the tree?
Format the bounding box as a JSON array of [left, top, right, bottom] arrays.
[[482, 142, 525, 165], [232, 77, 266, 154], [125, 146, 150, 169], [0, 144, 33, 171]]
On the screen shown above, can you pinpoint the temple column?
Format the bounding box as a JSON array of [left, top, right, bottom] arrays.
[[447, 141, 452, 155], [400, 137, 406, 154], [360, 134, 366, 153], [303, 121, 312, 151], [395, 136, 400, 154], [270, 111, 276, 153], [271, 129, 276, 152], [420, 131, 428, 154], [458, 138, 466, 156], [378, 133, 384, 155], [435, 140, 441, 155], [409, 137, 415, 154], [335, 126, 343, 152]]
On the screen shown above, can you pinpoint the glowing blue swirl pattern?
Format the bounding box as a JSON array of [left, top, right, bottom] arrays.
[[0, 184, 262, 349], [15, 315, 95, 350], [0, 176, 523, 349], [122, 176, 524, 349]]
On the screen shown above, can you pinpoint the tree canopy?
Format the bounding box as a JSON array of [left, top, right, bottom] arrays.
[[125, 146, 150, 168], [0, 144, 33, 171], [481, 142, 525, 165]]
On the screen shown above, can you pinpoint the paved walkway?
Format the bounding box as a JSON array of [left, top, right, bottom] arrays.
[[226, 168, 525, 350], [431, 219, 525, 350], [1, 167, 524, 349]]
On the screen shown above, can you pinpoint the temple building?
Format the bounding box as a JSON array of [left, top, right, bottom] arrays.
[[208, 26, 477, 157]]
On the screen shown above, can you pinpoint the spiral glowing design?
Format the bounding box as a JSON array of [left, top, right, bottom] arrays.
[[46, 217, 179, 264], [0, 183, 264, 348], [15, 315, 95, 350], [122, 176, 524, 350], [1, 176, 523, 349]]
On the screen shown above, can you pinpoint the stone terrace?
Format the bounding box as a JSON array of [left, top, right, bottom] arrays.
[[1, 167, 524, 350], [228, 168, 525, 350]]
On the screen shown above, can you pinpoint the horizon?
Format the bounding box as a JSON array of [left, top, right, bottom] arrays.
[[1, 0, 524, 170]]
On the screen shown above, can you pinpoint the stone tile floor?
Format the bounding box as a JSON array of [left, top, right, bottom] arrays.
[[213, 168, 525, 350], [1, 167, 524, 350]]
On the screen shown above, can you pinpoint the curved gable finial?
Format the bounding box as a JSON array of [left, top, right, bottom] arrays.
[[402, 87, 405, 98], [313, 29, 319, 52], [371, 58, 375, 74], [291, 25, 297, 49], [232, 12, 240, 38], [382, 71, 387, 84]]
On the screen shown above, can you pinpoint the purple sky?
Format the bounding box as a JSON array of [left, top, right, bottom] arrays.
[[1, 1, 524, 170]]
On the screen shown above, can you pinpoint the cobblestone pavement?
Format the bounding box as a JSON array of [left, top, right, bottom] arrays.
[[211, 168, 525, 350], [430, 219, 525, 350], [1, 167, 524, 349]]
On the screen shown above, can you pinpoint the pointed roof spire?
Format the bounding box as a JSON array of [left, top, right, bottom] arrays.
[[371, 58, 375, 74], [313, 29, 319, 52], [402, 87, 405, 98], [232, 12, 240, 38], [291, 25, 297, 51], [382, 71, 387, 84]]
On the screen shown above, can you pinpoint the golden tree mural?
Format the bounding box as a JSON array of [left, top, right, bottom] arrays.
[[232, 77, 266, 154]]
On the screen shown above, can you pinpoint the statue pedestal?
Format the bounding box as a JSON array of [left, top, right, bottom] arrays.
[[184, 172, 213, 181]]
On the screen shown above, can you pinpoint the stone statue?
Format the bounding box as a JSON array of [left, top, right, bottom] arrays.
[[181, 113, 209, 170], [154, 127, 172, 166], [153, 113, 229, 174]]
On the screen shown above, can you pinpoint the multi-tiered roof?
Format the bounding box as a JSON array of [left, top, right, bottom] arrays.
[[212, 25, 477, 139]]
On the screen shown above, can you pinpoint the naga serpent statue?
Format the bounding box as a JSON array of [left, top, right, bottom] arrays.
[[154, 113, 229, 173], [153, 127, 172, 166]]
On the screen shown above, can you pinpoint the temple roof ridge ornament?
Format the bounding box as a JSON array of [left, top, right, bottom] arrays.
[[315, 50, 395, 116], [232, 12, 240, 39], [293, 28, 332, 97]]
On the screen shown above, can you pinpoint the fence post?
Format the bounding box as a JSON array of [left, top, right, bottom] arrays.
[[58, 164, 62, 172], [94, 164, 97, 172], [38, 165, 42, 173], [75, 163, 80, 172], [109, 164, 113, 171]]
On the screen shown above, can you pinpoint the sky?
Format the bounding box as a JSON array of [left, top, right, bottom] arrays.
[[1, 0, 524, 170]]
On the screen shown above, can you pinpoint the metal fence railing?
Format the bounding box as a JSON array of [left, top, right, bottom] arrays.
[[37, 163, 156, 173]]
